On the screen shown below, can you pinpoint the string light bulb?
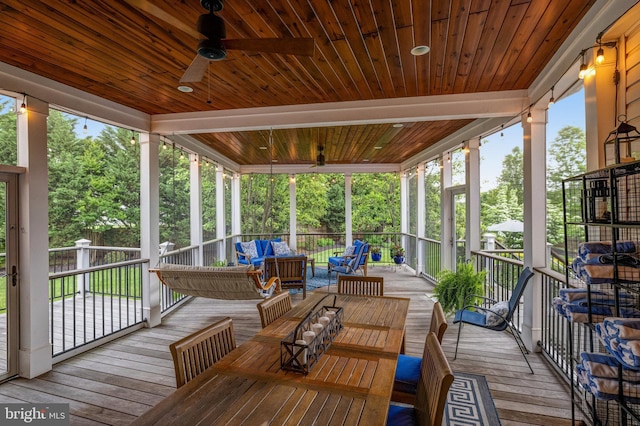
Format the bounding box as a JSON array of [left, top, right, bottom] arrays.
[[130, 132, 136, 145], [162, 140, 167, 150], [179, 151, 184, 159], [548, 86, 555, 107], [83, 117, 88, 135], [19, 95, 26, 114], [578, 52, 587, 79], [526, 111, 533, 123], [596, 46, 605, 65], [500, 124, 504, 138]]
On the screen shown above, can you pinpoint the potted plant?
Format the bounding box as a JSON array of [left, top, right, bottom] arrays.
[[433, 260, 486, 316], [390, 244, 405, 264], [371, 246, 382, 261]]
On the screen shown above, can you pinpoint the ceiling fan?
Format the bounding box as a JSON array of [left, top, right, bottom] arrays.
[[126, 0, 315, 83], [312, 145, 325, 168]]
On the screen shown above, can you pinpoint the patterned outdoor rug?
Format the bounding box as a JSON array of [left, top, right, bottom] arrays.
[[445, 372, 501, 425]]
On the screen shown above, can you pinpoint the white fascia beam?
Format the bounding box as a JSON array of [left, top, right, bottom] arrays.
[[240, 163, 400, 175], [151, 90, 527, 134], [0, 62, 149, 132]]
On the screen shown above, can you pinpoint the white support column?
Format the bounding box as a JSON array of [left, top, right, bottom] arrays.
[[441, 157, 453, 271], [190, 153, 203, 266], [16, 97, 52, 377], [584, 46, 619, 170], [345, 173, 353, 246], [522, 106, 547, 352], [400, 172, 408, 238], [289, 174, 297, 251], [216, 167, 226, 262], [416, 164, 426, 276], [231, 172, 241, 236], [140, 133, 161, 328], [465, 138, 481, 260]]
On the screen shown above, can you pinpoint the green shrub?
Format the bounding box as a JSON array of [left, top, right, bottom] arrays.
[[317, 238, 334, 247]]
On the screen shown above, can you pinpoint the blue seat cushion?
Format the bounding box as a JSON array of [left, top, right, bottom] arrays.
[[387, 404, 416, 425], [453, 309, 487, 326], [393, 354, 421, 395], [328, 256, 345, 267]]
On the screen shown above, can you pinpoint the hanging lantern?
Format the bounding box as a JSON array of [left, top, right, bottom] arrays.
[[604, 119, 640, 166]]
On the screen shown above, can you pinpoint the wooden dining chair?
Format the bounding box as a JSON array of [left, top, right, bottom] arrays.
[[387, 332, 454, 426], [392, 302, 448, 404], [337, 275, 384, 296], [256, 291, 293, 328], [169, 317, 236, 388]]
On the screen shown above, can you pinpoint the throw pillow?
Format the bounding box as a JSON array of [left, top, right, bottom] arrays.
[[272, 241, 291, 256], [485, 301, 509, 327], [343, 245, 356, 256], [240, 240, 259, 260]]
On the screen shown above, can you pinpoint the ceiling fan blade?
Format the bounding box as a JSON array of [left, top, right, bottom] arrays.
[[125, 0, 202, 39], [224, 38, 315, 56], [180, 55, 209, 82]]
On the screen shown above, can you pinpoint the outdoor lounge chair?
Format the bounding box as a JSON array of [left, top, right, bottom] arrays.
[[453, 266, 535, 374], [327, 242, 370, 285], [263, 256, 307, 299], [169, 317, 236, 388], [392, 301, 448, 404], [387, 332, 454, 426], [152, 264, 281, 300]]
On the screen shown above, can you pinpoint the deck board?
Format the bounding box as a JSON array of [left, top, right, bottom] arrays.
[[0, 266, 574, 424]]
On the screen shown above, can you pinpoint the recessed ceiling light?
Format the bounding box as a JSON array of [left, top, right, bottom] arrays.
[[393, 123, 404, 128], [259, 146, 268, 150], [374, 146, 382, 150], [362, 159, 370, 162], [411, 45, 430, 56], [272, 159, 278, 162], [177, 85, 193, 93]]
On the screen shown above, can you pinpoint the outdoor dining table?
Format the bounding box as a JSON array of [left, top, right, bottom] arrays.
[[132, 291, 410, 425]]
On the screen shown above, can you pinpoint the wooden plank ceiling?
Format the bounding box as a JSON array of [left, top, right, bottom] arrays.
[[0, 0, 595, 166]]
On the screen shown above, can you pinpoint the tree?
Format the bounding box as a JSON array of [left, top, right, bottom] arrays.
[[498, 146, 524, 205]]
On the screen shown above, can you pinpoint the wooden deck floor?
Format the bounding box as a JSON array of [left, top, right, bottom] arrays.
[[0, 266, 574, 425]]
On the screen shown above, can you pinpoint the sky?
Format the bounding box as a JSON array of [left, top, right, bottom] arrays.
[[479, 88, 586, 190]]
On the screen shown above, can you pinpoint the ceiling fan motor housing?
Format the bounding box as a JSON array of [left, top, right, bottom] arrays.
[[198, 39, 227, 60], [197, 13, 227, 60]]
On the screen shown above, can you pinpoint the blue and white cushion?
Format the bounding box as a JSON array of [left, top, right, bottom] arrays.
[[485, 301, 509, 327], [272, 241, 291, 256], [240, 240, 259, 260]]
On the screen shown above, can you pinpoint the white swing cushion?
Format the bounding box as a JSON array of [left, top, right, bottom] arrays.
[[155, 264, 279, 300], [272, 241, 291, 256]]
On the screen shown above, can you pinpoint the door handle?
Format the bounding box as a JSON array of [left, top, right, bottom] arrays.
[[10, 265, 17, 287]]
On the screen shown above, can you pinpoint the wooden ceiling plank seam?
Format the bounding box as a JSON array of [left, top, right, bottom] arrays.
[[393, 0, 418, 97], [511, 0, 595, 89], [411, 0, 432, 96], [441, 0, 472, 93], [0, 29, 202, 115], [360, 0, 397, 97], [492, 0, 551, 91], [463, 0, 512, 93], [396, 27, 419, 97], [302, 0, 371, 99], [474, 3, 529, 92], [255, 1, 340, 101], [452, 10, 487, 93], [72, 1, 197, 73], [285, 0, 362, 100], [329, 0, 384, 98], [373, 0, 409, 97], [350, 124, 386, 163], [430, 18, 450, 95], [0, 4, 188, 84]]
